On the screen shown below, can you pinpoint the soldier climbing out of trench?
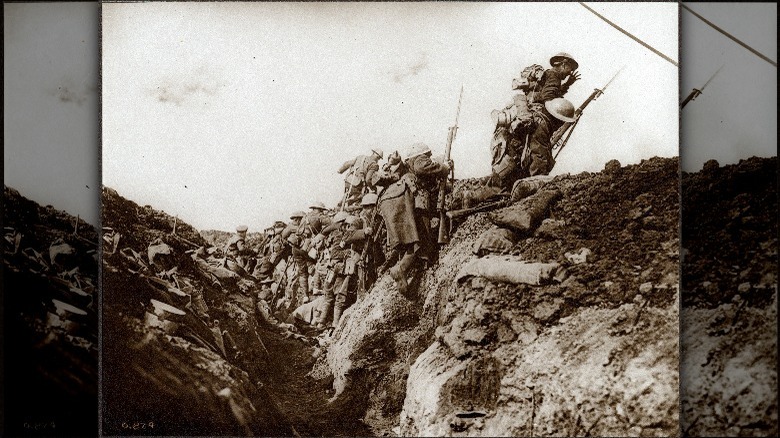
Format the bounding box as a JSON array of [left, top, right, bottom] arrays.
[[337, 148, 383, 211], [378, 142, 451, 297], [461, 52, 581, 208]]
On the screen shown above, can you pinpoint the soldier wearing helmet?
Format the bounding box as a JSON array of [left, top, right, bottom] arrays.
[[302, 201, 332, 236], [225, 225, 252, 269], [286, 222, 316, 309], [379, 142, 451, 295], [527, 97, 576, 176], [530, 52, 581, 104], [337, 148, 384, 210]]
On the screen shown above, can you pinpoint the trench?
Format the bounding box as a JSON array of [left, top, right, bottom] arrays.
[[256, 327, 375, 437]]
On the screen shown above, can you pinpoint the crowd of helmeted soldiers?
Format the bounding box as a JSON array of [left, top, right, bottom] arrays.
[[106, 52, 582, 336], [207, 52, 582, 333], [215, 141, 452, 333]]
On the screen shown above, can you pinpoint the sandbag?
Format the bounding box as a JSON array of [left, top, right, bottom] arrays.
[[472, 227, 517, 256], [456, 255, 560, 286], [489, 189, 561, 235]]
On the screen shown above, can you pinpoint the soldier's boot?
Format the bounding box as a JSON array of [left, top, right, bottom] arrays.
[[390, 252, 416, 296]]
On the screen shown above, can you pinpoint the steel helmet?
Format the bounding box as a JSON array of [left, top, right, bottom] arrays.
[[361, 193, 378, 206], [309, 201, 327, 211], [290, 211, 305, 219], [550, 52, 579, 70], [332, 211, 349, 223], [236, 225, 248, 233], [544, 98, 577, 123], [405, 142, 431, 160], [371, 148, 384, 159]]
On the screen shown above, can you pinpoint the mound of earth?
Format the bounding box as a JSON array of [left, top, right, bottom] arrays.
[[680, 156, 778, 436], [3, 186, 98, 437], [315, 156, 681, 436], [101, 186, 373, 436]]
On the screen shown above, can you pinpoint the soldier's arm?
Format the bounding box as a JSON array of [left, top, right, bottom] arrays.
[[536, 70, 566, 103], [365, 162, 379, 187], [412, 156, 450, 177], [337, 158, 356, 174]]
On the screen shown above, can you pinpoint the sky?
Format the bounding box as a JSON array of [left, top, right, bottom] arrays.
[[4, 2, 100, 226], [680, 2, 777, 172], [102, 2, 679, 232]]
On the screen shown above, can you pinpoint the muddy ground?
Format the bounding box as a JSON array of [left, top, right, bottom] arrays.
[[680, 157, 778, 436], [3, 186, 99, 437], [318, 156, 681, 437], [98, 155, 776, 436]]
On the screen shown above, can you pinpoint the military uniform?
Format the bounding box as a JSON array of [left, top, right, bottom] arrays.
[[338, 151, 382, 208]]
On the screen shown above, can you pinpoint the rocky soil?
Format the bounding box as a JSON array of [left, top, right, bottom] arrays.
[[101, 187, 372, 436], [3, 186, 99, 437], [101, 156, 687, 437], [680, 156, 778, 436], [317, 156, 681, 436]]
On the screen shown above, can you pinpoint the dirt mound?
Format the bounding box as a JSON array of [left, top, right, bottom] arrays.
[[3, 185, 98, 437], [680, 156, 778, 436], [101, 186, 376, 436], [315, 157, 681, 436]]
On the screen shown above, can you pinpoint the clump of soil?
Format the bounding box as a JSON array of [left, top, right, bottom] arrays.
[[680, 156, 778, 436], [3, 186, 98, 437]]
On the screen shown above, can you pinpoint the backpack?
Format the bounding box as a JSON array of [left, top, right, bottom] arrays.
[[345, 155, 369, 187]]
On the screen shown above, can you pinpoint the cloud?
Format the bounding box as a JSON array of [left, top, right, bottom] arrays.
[[393, 52, 429, 83], [152, 70, 222, 106], [50, 84, 92, 106]]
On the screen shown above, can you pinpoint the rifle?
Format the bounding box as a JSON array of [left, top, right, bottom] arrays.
[[446, 198, 509, 221], [681, 65, 723, 109], [357, 211, 384, 296], [437, 86, 464, 244], [550, 67, 624, 160]]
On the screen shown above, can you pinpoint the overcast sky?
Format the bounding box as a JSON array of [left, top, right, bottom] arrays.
[[680, 2, 777, 172], [102, 2, 678, 232], [4, 2, 100, 226]]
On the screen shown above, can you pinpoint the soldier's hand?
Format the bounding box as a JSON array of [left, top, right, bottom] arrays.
[[365, 227, 373, 235], [565, 71, 581, 86]]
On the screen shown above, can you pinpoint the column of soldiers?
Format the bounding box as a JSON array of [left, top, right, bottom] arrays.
[[202, 51, 581, 333]]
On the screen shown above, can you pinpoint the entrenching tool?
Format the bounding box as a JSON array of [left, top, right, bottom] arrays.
[[681, 64, 723, 109], [437, 86, 464, 244]]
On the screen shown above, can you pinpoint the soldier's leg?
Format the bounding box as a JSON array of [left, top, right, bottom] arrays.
[[314, 271, 339, 326], [297, 264, 310, 303], [390, 245, 417, 296], [332, 275, 351, 328], [528, 119, 554, 177]]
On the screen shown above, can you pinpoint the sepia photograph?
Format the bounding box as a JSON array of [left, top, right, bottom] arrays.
[[679, 3, 778, 436], [101, 2, 678, 436], [3, 2, 100, 437]]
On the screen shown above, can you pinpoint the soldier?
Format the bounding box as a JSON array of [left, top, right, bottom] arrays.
[[355, 193, 383, 294], [338, 148, 384, 209], [528, 52, 581, 104], [302, 201, 332, 236], [225, 225, 251, 270], [287, 233, 315, 310], [467, 53, 581, 206], [380, 143, 450, 295], [527, 97, 576, 176], [313, 211, 350, 329], [282, 212, 305, 240]]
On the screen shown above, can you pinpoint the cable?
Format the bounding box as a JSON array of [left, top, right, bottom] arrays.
[[680, 3, 777, 68], [579, 2, 678, 67]]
